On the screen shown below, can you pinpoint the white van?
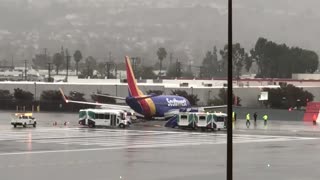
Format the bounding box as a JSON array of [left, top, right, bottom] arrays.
[[78, 109, 131, 128]]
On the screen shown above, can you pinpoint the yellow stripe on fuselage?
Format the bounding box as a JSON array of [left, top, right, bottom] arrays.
[[144, 98, 156, 116]]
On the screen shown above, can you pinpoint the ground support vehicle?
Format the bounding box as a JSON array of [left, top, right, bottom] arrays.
[[177, 112, 197, 129], [78, 109, 131, 128], [196, 112, 227, 131], [11, 113, 37, 128]]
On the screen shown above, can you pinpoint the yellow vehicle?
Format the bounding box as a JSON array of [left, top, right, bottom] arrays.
[[11, 113, 37, 128]]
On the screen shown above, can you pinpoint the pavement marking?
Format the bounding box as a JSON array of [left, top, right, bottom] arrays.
[[0, 127, 318, 156]]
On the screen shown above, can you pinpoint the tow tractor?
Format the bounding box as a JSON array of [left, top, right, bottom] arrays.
[[11, 113, 37, 128]]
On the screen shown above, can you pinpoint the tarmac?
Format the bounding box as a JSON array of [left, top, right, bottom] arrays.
[[1, 111, 320, 180]]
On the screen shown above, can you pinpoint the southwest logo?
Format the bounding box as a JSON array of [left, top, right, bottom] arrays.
[[166, 98, 187, 107]]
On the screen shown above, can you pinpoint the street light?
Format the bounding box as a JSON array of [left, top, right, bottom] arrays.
[[115, 84, 118, 96], [34, 82, 36, 101]]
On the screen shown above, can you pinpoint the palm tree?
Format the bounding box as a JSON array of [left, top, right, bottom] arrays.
[[157, 47, 167, 77], [73, 50, 83, 75]]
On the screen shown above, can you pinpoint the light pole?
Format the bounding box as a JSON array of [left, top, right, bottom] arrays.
[[65, 49, 70, 82], [115, 84, 118, 96], [34, 82, 36, 101], [24, 60, 27, 81]]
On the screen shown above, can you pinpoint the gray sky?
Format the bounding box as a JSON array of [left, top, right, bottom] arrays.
[[0, 0, 319, 65]]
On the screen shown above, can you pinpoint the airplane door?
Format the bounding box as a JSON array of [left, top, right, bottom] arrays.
[[111, 114, 116, 126]]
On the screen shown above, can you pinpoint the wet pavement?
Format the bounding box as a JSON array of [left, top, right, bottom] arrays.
[[0, 111, 320, 179]]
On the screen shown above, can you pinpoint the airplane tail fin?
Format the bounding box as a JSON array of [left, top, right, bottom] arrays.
[[125, 56, 144, 97]]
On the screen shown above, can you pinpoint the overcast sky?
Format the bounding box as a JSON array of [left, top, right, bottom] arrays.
[[0, 0, 319, 64]]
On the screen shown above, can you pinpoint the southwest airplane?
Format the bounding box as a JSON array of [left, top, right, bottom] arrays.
[[60, 56, 226, 119]]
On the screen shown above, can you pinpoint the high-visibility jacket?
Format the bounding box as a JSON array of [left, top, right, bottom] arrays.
[[246, 113, 250, 121], [313, 114, 317, 121], [232, 112, 235, 120], [263, 115, 268, 121]]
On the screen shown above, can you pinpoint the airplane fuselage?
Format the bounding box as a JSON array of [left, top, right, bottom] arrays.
[[126, 95, 191, 118]]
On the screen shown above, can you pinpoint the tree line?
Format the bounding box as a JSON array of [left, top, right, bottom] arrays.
[[199, 37, 319, 79], [30, 37, 318, 80]]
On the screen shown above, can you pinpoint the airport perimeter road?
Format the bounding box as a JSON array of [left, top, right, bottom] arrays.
[[0, 127, 320, 180]]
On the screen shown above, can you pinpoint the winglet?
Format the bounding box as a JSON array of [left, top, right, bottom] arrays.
[[59, 88, 69, 103]]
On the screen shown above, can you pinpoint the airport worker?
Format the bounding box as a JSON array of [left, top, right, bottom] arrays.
[[263, 114, 268, 126], [232, 112, 236, 122], [253, 112, 257, 124], [246, 113, 250, 128], [313, 114, 317, 125]]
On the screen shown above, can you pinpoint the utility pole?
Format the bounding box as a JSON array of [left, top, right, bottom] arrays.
[[175, 59, 181, 78], [11, 55, 14, 68], [48, 63, 52, 82], [106, 61, 113, 79], [24, 60, 27, 81], [65, 49, 70, 82], [114, 64, 118, 79]]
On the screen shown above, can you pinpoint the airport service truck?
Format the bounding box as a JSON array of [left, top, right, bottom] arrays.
[[11, 113, 37, 128]]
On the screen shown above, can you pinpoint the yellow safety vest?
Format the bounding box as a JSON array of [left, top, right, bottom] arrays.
[[263, 115, 268, 121], [246, 114, 250, 120]]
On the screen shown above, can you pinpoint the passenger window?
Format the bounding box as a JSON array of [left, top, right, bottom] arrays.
[[181, 115, 187, 119], [216, 117, 224, 122], [105, 114, 110, 119], [199, 116, 206, 120]]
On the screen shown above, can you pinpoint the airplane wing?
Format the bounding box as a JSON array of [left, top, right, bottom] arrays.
[[195, 105, 228, 112], [92, 93, 126, 100], [94, 93, 159, 100], [198, 105, 228, 109], [59, 88, 132, 111]]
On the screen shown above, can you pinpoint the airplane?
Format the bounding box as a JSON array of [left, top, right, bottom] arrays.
[[59, 56, 226, 119]]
